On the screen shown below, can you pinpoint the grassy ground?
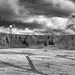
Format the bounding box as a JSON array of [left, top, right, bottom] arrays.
[[0, 48, 75, 75]]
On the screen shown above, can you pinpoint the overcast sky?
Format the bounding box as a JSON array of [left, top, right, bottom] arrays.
[[0, 0, 75, 35]]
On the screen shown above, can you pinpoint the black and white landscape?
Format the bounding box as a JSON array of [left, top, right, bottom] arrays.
[[0, 0, 75, 75]]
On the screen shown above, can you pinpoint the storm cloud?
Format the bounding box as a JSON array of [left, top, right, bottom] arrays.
[[19, 0, 75, 17], [0, 0, 75, 35], [0, 0, 75, 21], [0, 0, 29, 21]]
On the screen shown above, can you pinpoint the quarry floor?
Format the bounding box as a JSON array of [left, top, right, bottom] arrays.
[[0, 48, 75, 75]]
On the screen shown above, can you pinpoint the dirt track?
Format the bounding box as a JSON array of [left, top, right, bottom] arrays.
[[0, 48, 75, 75]]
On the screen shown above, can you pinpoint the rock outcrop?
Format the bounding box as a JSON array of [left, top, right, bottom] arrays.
[[0, 33, 75, 50]]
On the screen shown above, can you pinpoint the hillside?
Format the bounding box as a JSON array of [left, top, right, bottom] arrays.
[[0, 33, 75, 50]]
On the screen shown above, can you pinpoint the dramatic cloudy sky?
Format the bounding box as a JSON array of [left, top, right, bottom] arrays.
[[0, 0, 75, 35]]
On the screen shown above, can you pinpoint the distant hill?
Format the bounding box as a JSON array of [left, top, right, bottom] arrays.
[[0, 33, 75, 50]]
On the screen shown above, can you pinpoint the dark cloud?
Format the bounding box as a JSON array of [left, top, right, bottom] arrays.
[[0, 0, 30, 21], [0, 0, 75, 22], [71, 0, 75, 3], [0, 0, 16, 20], [0, 19, 43, 29], [0, 0, 75, 35], [20, 0, 41, 4], [20, 0, 75, 17]]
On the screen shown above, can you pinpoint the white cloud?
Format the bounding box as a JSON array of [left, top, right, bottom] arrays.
[[26, 15, 68, 29], [0, 27, 9, 33], [19, 28, 36, 35], [0, 26, 38, 35], [65, 29, 75, 34], [51, 17, 68, 29], [23, 15, 75, 34], [0, 15, 75, 35]]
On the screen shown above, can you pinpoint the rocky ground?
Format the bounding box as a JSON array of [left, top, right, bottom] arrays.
[[0, 48, 75, 75]]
